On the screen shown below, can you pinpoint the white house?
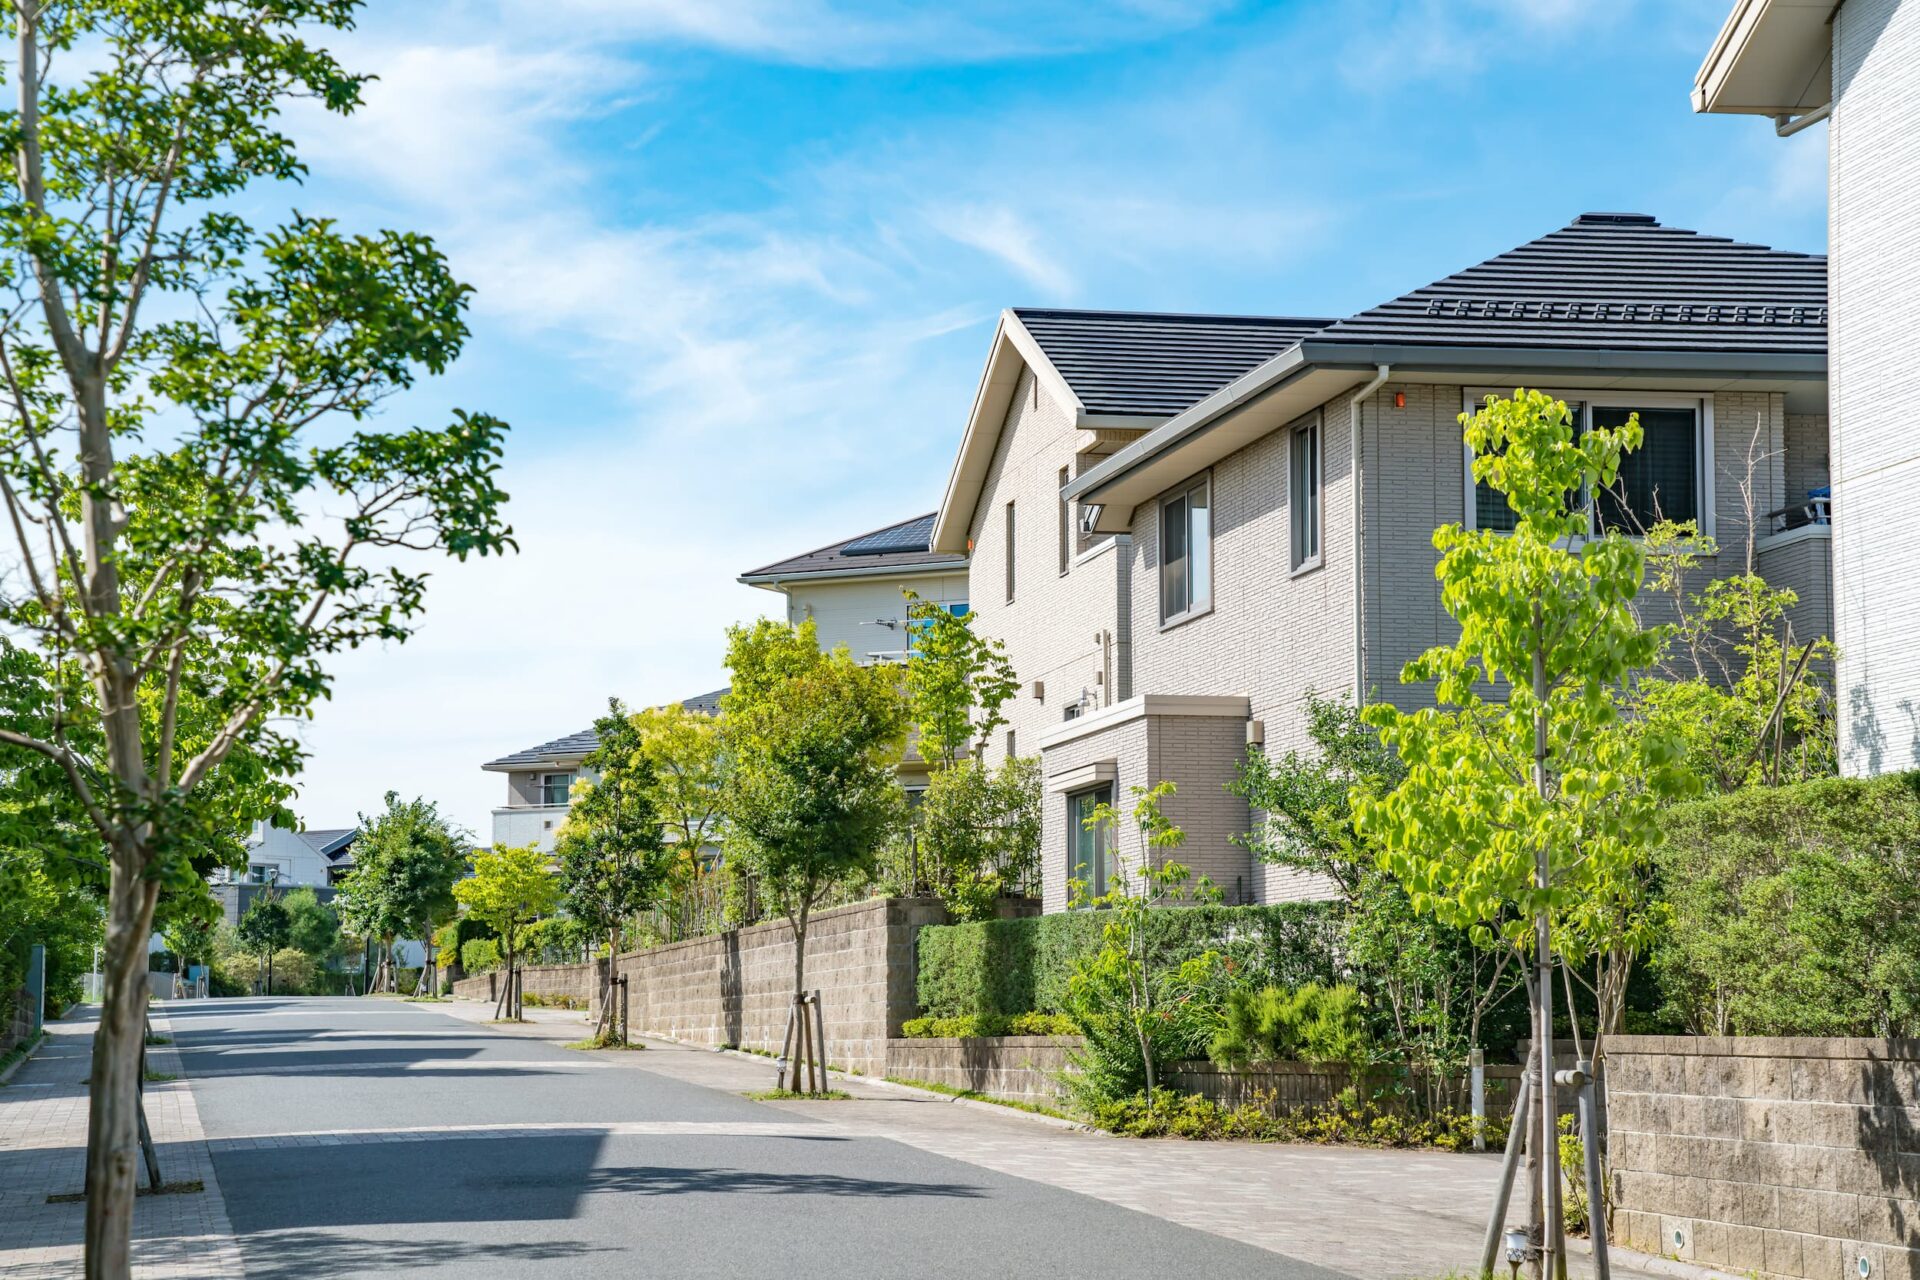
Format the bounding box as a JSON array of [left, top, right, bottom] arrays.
[[1694, 0, 1920, 775]]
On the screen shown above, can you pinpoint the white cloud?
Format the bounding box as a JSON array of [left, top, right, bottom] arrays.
[[925, 204, 1076, 299]]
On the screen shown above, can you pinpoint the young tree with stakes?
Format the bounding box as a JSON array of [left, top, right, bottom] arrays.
[[720, 618, 906, 1092], [0, 9, 513, 1270], [234, 892, 289, 994], [556, 699, 674, 1040], [1354, 390, 1693, 1280], [337, 793, 469, 994], [453, 843, 559, 1021]]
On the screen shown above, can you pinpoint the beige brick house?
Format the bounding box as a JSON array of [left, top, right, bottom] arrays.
[[934, 214, 1832, 909]]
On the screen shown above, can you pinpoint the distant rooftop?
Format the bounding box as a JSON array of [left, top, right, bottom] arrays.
[[1013, 308, 1337, 419], [739, 512, 967, 584], [482, 690, 729, 772]]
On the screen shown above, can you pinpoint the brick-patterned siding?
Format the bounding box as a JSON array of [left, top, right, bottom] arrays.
[[968, 366, 1131, 770], [1832, 0, 1920, 778], [1757, 529, 1835, 656], [1607, 1035, 1920, 1280]]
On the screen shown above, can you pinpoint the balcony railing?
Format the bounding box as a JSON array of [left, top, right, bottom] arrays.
[[1767, 491, 1831, 536]]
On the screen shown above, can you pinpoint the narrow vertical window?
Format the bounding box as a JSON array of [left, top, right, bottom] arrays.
[[1058, 466, 1071, 576], [1071, 785, 1113, 901], [1291, 419, 1321, 572], [1004, 500, 1016, 603], [1158, 476, 1211, 623]]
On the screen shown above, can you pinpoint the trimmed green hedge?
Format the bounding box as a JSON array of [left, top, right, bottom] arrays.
[[1656, 772, 1920, 1037], [916, 902, 1341, 1020]]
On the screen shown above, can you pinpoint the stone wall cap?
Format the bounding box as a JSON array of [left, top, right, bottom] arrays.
[[1606, 1034, 1920, 1061]]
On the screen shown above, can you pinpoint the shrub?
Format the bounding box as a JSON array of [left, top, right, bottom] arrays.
[[897, 1012, 1077, 1039], [1654, 773, 1920, 1036], [915, 901, 1340, 1022], [460, 938, 502, 974], [1209, 982, 1368, 1068], [1085, 1089, 1507, 1152]]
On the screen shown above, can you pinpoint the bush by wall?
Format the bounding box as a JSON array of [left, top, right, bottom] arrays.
[[915, 902, 1340, 1021], [460, 937, 502, 975], [1655, 772, 1920, 1036]]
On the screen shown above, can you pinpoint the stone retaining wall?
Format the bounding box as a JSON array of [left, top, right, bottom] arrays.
[[1607, 1035, 1920, 1280], [449, 961, 602, 1009], [610, 898, 946, 1077], [884, 1036, 1078, 1107], [1166, 1059, 1526, 1117]]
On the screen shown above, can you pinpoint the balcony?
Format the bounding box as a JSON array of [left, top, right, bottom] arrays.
[[1756, 492, 1833, 644]]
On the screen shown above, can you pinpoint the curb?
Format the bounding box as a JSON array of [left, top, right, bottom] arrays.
[[640, 1031, 1088, 1132], [0, 1029, 46, 1087], [1566, 1235, 1744, 1280]]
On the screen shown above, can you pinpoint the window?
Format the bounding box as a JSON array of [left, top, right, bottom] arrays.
[[1159, 475, 1212, 624], [540, 772, 575, 806], [1290, 419, 1321, 572], [1070, 786, 1113, 901], [1058, 466, 1072, 576], [1592, 407, 1699, 532], [1005, 729, 1016, 760], [906, 602, 969, 654], [1004, 500, 1017, 603], [246, 864, 278, 885], [1467, 397, 1704, 537]]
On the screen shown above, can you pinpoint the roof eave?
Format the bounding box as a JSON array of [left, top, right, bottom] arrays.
[[1693, 0, 1833, 117], [736, 558, 968, 588], [480, 753, 590, 773], [931, 311, 1086, 555], [1067, 341, 1829, 520]]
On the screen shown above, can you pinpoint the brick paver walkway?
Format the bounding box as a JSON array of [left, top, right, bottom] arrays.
[[0, 1005, 244, 1278]]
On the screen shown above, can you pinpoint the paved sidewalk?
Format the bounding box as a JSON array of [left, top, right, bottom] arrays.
[[436, 999, 1676, 1280], [0, 1004, 244, 1279]]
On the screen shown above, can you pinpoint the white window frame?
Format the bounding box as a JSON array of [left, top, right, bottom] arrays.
[[1290, 413, 1323, 575], [1158, 472, 1214, 628], [539, 771, 575, 807], [1459, 388, 1715, 542]]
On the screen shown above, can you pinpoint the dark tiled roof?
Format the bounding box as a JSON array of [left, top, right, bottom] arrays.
[[484, 691, 727, 771], [482, 727, 601, 771], [1313, 213, 1826, 355], [297, 828, 356, 859], [1013, 308, 1337, 418], [740, 512, 967, 582]]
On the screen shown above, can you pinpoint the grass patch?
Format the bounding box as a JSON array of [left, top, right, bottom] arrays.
[[144, 1033, 171, 1046], [885, 1076, 1075, 1121], [47, 1179, 204, 1204], [403, 996, 448, 1003], [144, 1069, 177, 1083], [563, 1038, 647, 1051], [745, 1088, 852, 1101]]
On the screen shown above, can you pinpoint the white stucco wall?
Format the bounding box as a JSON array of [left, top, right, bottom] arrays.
[[777, 570, 969, 663], [1830, 0, 1920, 775]]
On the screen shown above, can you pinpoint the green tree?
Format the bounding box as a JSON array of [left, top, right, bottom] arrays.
[[453, 843, 559, 1020], [902, 591, 1019, 768], [629, 701, 728, 937], [281, 888, 341, 962], [235, 894, 290, 994], [720, 618, 907, 1090], [913, 755, 1041, 918], [337, 795, 469, 994], [0, 10, 513, 1267], [557, 699, 673, 1039], [1064, 782, 1217, 1107], [1353, 390, 1694, 1277]]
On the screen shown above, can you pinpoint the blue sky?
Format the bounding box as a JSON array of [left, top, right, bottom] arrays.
[[280, 0, 1828, 839]]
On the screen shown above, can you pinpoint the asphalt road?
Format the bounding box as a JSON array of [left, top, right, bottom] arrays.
[[168, 997, 1341, 1279]]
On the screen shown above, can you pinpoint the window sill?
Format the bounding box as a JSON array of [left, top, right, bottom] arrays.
[[1290, 555, 1323, 579], [1158, 602, 1214, 633]]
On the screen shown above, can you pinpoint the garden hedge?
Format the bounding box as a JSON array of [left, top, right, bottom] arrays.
[[915, 902, 1342, 1020], [1655, 771, 1920, 1037]]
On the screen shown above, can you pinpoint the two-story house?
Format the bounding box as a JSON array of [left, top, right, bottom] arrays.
[[936, 213, 1830, 910], [209, 822, 357, 926], [1691, 0, 1918, 775]]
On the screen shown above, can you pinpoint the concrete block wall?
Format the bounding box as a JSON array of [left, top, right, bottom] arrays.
[[884, 1036, 1077, 1108], [610, 897, 947, 1077], [1608, 1035, 1920, 1280], [449, 961, 603, 1008]]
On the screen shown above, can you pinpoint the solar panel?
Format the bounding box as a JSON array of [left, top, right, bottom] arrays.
[[842, 514, 935, 557]]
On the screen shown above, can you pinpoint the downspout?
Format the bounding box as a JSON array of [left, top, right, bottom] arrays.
[[1350, 365, 1391, 705]]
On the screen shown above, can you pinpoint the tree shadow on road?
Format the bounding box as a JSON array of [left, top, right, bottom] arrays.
[[237, 1231, 617, 1279], [578, 1164, 987, 1199]]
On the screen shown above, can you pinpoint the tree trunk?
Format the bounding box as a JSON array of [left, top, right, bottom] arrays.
[[84, 852, 163, 1280], [1530, 601, 1563, 1280], [788, 905, 810, 1091]]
